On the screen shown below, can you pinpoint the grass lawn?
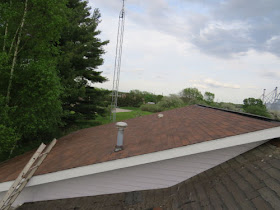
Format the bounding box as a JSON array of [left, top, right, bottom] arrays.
[[95, 107, 152, 125], [120, 107, 142, 111], [60, 107, 152, 137]]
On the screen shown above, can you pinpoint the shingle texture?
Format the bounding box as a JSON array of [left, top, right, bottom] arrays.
[[0, 105, 280, 184], [18, 140, 280, 210]]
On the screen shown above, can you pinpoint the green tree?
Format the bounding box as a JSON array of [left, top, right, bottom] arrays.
[[117, 90, 144, 107], [0, 96, 19, 161], [243, 98, 270, 117], [140, 94, 184, 112], [142, 91, 162, 103], [58, 0, 109, 125], [204, 92, 215, 104], [180, 88, 203, 104], [157, 94, 184, 109], [11, 60, 62, 141], [0, 0, 67, 155], [118, 90, 162, 107], [72, 87, 110, 120], [218, 102, 241, 112]]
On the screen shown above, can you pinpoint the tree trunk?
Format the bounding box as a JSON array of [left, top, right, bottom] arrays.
[[3, 0, 13, 52], [6, 0, 28, 105], [8, 26, 19, 55], [2, 23, 8, 52]]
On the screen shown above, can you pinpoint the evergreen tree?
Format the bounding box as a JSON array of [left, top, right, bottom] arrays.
[[58, 0, 109, 125]]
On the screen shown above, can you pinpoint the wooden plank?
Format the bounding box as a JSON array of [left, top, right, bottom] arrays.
[[0, 143, 46, 209], [0, 139, 57, 210], [23, 139, 57, 180]]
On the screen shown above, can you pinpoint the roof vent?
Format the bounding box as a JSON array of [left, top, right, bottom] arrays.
[[158, 113, 164, 118], [114, 122, 128, 152]]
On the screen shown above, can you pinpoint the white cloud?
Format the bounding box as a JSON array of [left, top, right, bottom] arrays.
[[192, 83, 208, 89], [204, 78, 240, 89], [89, 0, 280, 103], [189, 78, 240, 89], [261, 71, 280, 80]]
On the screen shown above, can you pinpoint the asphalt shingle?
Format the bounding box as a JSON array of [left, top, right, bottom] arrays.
[[1, 105, 279, 184]]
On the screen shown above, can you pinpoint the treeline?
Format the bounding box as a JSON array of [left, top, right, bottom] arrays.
[[140, 88, 219, 112], [121, 88, 271, 119], [0, 0, 109, 161], [117, 90, 163, 107]]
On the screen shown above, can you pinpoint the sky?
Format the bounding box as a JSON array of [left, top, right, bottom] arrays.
[[88, 0, 280, 103]]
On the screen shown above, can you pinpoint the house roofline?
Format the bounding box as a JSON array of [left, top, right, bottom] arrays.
[[1, 126, 280, 193], [197, 104, 279, 122]]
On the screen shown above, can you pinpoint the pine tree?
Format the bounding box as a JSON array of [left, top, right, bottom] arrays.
[[58, 0, 109, 125]]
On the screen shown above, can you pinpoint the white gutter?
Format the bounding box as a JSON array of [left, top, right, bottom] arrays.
[[0, 126, 279, 192]]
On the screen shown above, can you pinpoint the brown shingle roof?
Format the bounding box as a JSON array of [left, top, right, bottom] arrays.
[[17, 140, 280, 210], [0, 105, 279, 184]]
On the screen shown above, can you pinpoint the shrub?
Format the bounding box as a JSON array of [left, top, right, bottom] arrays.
[[218, 102, 242, 112], [140, 104, 163, 113], [269, 111, 280, 120], [157, 95, 184, 109]]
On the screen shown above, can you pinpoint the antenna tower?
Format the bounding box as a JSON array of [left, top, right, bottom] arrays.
[[111, 0, 125, 122]]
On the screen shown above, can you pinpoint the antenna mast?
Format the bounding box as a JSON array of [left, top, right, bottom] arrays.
[[111, 0, 125, 122]]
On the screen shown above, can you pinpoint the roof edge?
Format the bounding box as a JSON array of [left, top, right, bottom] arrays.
[[1, 126, 280, 192], [197, 104, 279, 122]]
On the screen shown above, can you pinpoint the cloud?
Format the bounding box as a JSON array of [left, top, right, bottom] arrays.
[[189, 78, 240, 89], [265, 36, 280, 56], [89, 0, 280, 103], [204, 79, 240, 89], [261, 71, 280, 79], [246, 85, 258, 90], [189, 0, 280, 57], [192, 83, 208, 89], [102, 0, 280, 58], [192, 21, 253, 57]]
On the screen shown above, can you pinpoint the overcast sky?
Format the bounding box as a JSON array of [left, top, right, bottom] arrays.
[[88, 0, 280, 103]]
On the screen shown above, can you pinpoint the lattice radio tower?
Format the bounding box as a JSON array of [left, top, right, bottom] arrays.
[[111, 0, 125, 122], [261, 87, 280, 104]]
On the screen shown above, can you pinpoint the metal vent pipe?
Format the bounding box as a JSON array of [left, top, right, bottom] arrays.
[[115, 122, 128, 152]]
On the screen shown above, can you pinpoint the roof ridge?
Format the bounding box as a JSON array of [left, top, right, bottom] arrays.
[[197, 104, 279, 122]]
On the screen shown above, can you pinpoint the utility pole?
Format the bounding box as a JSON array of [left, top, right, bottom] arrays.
[[111, 0, 125, 122]]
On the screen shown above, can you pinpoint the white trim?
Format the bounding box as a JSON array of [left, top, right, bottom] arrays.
[[0, 126, 279, 192]]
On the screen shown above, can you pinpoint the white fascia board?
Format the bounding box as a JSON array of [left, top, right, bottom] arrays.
[[0, 126, 280, 192]]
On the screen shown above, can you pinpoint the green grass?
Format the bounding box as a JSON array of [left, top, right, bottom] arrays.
[[95, 107, 152, 125], [60, 107, 152, 137], [120, 107, 141, 111]]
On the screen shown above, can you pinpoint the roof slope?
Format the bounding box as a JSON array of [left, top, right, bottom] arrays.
[[0, 105, 280, 184], [18, 140, 280, 210]]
